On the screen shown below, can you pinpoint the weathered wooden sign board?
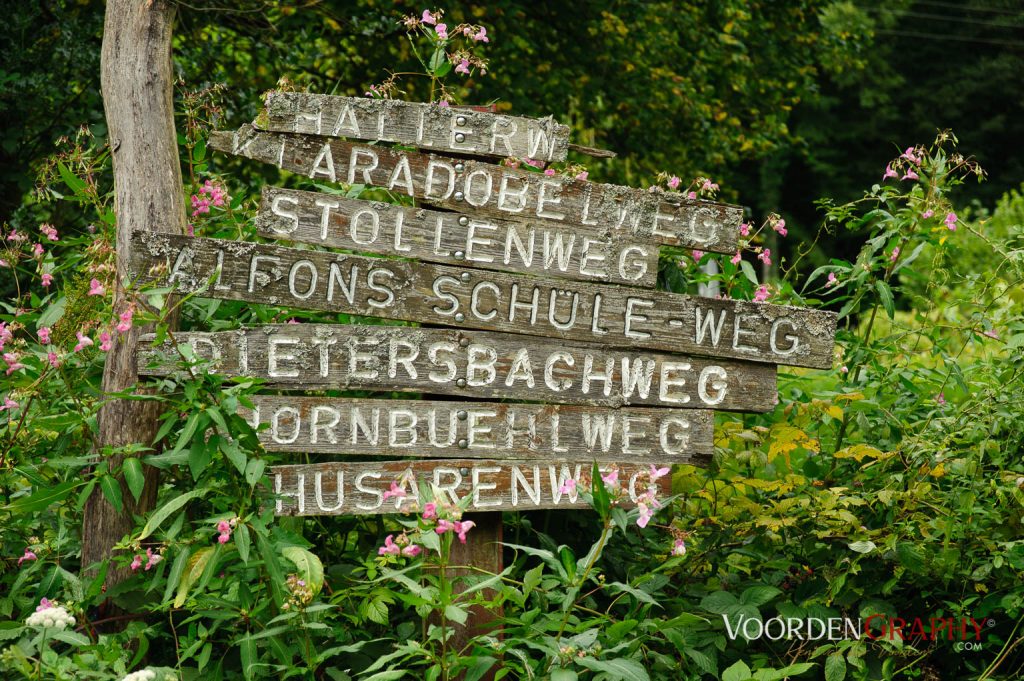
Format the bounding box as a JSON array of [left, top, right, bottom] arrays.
[[130, 232, 836, 369], [208, 124, 744, 254], [272, 460, 671, 517], [137, 324, 778, 412], [136, 93, 836, 519]]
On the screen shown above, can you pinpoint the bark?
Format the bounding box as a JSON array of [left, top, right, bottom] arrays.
[[81, 0, 184, 587]]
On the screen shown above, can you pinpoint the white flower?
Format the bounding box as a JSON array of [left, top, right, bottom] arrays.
[[25, 604, 76, 630], [121, 670, 157, 681]]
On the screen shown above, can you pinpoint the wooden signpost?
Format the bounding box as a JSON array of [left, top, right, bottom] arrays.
[[133, 93, 836, 651]]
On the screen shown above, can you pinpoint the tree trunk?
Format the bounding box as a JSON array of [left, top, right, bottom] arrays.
[[81, 0, 184, 588]]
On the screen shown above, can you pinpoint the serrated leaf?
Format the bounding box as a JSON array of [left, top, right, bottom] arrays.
[[575, 657, 649, 681], [123, 458, 145, 502], [874, 280, 895, 319], [684, 647, 718, 676], [282, 546, 323, 595], [235, 523, 251, 564], [740, 585, 781, 607], [847, 540, 876, 554], [4, 480, 79, 513], [700, 591, 738, 614], [740, 260, 758, 284], [174, 546, 216, 607], [722, 660, 753, 681], [139, 489, 207, 540], [99, 475, 123, 513], [825, 653, 846, 681]]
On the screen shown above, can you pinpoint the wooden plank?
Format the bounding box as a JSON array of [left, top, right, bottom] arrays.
[[270, 459, 673, 517], [244, 396, 713, 463], [208, 125, 742, 254], [257, 187, 660, 288], [136, 324, 778, 412], [130, 232, 836, 369], [263, 92, 571, 162]]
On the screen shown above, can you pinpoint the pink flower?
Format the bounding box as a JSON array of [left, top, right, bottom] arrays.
[[421, 9, 437, 25], [116, 309, 133, 333], [544, 168, 555, 176], [667, 176, 681, 190], [901, 169, 919, 181], [753, 284, 769, 303], [4, 353, 25, 375], [901, 146, 920, 164], [381, 481, 407, 502], [827, 272, 838, 287], [922, 209, 934, 219], [437, 100, 450, 108], [435, 23, 448, 39], [524, 158, 544, 169], [983, 329, 999, 339], [691, 249, 704, 262], [422, 502, 437, 520], [758, 248, 771, 266], [88, 278, 105, 296], [41, 273, 53, 287], [37, 598, 53, 612], [38, 327, 51, 344], [73, 331, 93, 352], [99, 331, 113, 352], [636, 502, 653, 528], [840, 365, 848, 374], [773, 219, 787, 237], [216, 519, 232, 544], [601, 469, 619, 486], [455, 58, 470, 75], [575, 171, 588, 181], [40, 224, 59, 241], [650, 465, 670, 481], [401, 544, 422, 557], [687, 191, 697, 199], [558, 478, 576, 495], [453, 520, 475, 543], [18, 548, 37, 566], [47, 352, 59, 368], [130, 554, 143, 571], [6, 230, 25, 242], [1, 396, 19, 412], [186, 224, 194, 237], [473, 26, 489, 42], [945, 212, 958, 231], [739, 223, 750, 237], [436, 519, 455, 535], [701, 179, 719, 193], [378, 534, 401, 556], [730, 251, 742, 265], [671, 539, 686, 556], [145, 548, 163, 570], [890, 247, 900, 262], [883, 164, 898, 180], [33, 243, 44, 257], [936, 392, 946, 406]]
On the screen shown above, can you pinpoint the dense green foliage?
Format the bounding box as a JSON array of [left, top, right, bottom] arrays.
[[2, 2, 1024, 680]]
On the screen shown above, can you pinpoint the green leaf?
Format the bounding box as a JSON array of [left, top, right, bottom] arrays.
[[684, 648, 718, 677], [235, 523, 251, 564], [575, 657, 649, 681], [700, 591, 738, 614], [722, 660, 753, 681], [282, 546, 324, 595], [99, 475, 123, 513], [57, 161, 87, 195], [188, 435, 212, 480], [4, 480, 79, 513], [239, 634, 256, 681], [847, 540, 876, 554], [162, 547, 191, 604], [123, 458, 145, 502], [139, 489, 207, 540], [874, 280, 895, 319], [463, 656, 497, 681], [245, 457, 266, 487], [740, 259, 759, 284], [523, 563, 543, 599], [740, 585, 781, 607], [174, 546, 216, 607], [591, 461, 610, 518], [219, 437, 247, 474], [550, 670, 578, 681], [825, 653, 847, 681], [444, 604, 469, 625]]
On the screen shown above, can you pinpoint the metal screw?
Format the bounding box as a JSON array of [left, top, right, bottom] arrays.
[[458, 216, 469, 226], [456, 378, 467, 387], [454, 133, 466, 143], [459, 338, 470, 347], [454, 312, 465, 322], [458, 439, 468, 449], [456, 115, 467, 126], [456, 410, 468, 421], [459, 467, 470, 475], [454, 191, 464, 202], [460, 272, 471, 282], [454, 162, 465, 173], [454, 250, 465, 259]]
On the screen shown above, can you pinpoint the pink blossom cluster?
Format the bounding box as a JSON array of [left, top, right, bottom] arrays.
[[129, 547, 163, 572], [883, 146, 924, 183], [376, 480, 482, 559], [18, 547, 37, 565], [190, 179, 227, 217], [378, 533, 423, 557], [216, 518, 236, 544]]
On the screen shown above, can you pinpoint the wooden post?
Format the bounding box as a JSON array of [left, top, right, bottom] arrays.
[[81, 0, 185, 587], [447, 512, 502, 674]]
